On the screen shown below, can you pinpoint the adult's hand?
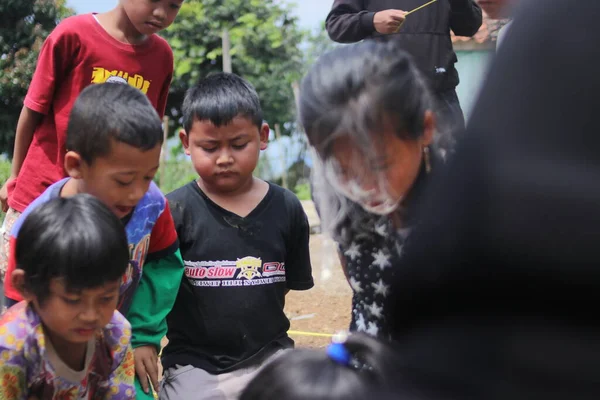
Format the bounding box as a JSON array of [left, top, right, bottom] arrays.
[[374, 9, 407, 34]]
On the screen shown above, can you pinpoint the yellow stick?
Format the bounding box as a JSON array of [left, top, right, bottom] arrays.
[[288, 330, 334, 338], [394, 0, 438, 32], [406, 0, 438, 16]]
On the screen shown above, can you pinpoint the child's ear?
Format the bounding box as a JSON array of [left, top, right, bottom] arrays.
[[11, 269, 33, 302], [64, 151, 84, 179], [422, 110, 435, 146], [179, 129, 191, 156], [259, 123, 269, 151]]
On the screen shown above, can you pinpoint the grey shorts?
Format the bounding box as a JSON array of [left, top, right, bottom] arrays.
[[159, 350, 285, 400], [159, 363, 260, 400]]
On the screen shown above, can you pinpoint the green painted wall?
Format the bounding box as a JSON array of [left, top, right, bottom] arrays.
[[455, 49, 493, 121]]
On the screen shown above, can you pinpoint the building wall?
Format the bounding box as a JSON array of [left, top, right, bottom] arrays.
[[454, 49, 494, 121]]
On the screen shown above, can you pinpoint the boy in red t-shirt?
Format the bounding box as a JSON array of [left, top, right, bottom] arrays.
[[0, 0, 183, 290]]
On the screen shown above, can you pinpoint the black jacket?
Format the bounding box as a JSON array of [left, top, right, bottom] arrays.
[[326, 0, 482, 93]]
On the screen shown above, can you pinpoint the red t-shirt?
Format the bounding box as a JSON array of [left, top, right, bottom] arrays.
[[8, 14, 174, 212]]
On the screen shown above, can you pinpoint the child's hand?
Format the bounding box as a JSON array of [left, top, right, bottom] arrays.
[[0, 176, 15, 212], [134, 345, 160, 394]]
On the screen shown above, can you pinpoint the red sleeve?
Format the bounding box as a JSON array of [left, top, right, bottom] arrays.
[[24, 20, 78, 115], [4, 237, 23, 302], [148, 201, 178, 254]]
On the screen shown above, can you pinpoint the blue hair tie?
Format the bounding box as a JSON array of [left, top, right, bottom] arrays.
[[327, 342, 352, 366]]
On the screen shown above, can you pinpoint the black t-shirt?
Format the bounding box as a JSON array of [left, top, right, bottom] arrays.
[[162, 181, 314, 373]]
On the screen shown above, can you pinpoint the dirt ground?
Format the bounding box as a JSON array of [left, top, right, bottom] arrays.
[[285, 233, 352, 348]]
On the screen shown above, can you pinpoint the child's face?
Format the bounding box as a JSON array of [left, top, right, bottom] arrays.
[[120, 0, 183, 35], [181, 117, 269, 194], [67, 140, 161, 219], [33, 278, 121, 346], [326, 115, 433, 215]]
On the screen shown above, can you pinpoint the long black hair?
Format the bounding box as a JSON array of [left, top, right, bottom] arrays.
[[300, 40, 437, 245]]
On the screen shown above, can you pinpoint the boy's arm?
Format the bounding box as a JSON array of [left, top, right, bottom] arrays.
[[285, 194, 314, 292], [0, 21, 77, 211], [104, 315, 136, 399], [126, 201, 182, 349], [125, 201, 183, 393], [0, 108, 43, 212], [155, 48, 173, 118], [0, 347, 27, 400], [126, 250, 183, 394], [126, 250, 183, 349], [105, 343, 136, 399]]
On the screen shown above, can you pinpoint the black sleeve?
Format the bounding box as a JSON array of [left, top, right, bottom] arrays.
[[283, 192, 314, 291], [448, 0, 482, 37], [325, 0, 377, 43]]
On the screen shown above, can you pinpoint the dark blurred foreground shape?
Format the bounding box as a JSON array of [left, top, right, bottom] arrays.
[[386, 0, 600, 399]]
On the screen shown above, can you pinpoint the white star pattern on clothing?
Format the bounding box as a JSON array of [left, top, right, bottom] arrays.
[[372, 249, 391, 270], [367, 302, 383, 319], [355, 313, 367, 332], [349, 277, 363, 293], [344, 242, 361, 261], [371, 279, 390, 297], [375, 223, 387, 237], [366, 321, 379, 336]]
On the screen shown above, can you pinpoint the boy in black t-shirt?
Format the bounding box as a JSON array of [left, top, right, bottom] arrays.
[[160, 73, 314, 400]]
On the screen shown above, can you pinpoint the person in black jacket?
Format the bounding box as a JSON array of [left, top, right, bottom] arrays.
[[326, 0, 482, 153]]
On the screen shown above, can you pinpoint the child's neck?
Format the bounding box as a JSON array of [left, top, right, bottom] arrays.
[[61, 178, 82, 198], [198, 176, 269, 218], [96, 8, 149, 45], [45, 328, 88, 372]]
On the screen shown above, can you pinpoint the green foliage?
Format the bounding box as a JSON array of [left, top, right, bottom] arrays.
[[161, 0, 306, 136], [154, 160, 197, 195], [293, 182, 311, 201], [302, 22, 340, 71], [0, 0, 74, 156]]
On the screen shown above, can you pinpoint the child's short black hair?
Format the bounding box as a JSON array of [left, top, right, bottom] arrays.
[[16, 194, 130, 304], [240, 333, 402, 400], [182, 72, 263, 132], [66, 83, 164, 164]]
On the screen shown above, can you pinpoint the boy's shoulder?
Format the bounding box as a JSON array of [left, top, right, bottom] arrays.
[[166, 181, 197, 203], [127, 182, 169, 225], [12, 178, 69, 238], [165, 181, 202, 216], [0, 302, 42, 353], [100, 310, 132, 350], [143, 181, 168, 204], [149, 32, 173, 52], [50, 14, 94, 36], [267, 182, 305, 214]]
